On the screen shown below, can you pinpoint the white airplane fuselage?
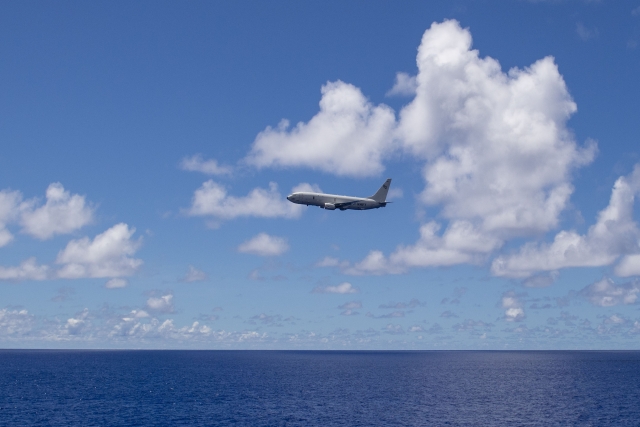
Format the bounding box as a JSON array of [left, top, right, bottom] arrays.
[[286, 179, 392, 211], [287, 192, 385, 210]]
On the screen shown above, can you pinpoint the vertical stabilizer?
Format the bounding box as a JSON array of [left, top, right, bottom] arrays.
[[370, 179, 392, 202]]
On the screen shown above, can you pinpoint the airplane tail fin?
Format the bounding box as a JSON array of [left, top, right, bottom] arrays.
[[370, 178, 392, 203]]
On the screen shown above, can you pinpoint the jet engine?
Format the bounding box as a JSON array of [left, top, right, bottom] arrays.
[[323, 203, 336, 210]]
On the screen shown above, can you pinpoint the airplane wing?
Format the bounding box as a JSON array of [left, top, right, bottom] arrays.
[[334, 201, 357, 209]]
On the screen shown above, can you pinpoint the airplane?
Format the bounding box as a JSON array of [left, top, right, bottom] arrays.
[[286, 179, 392, 211]]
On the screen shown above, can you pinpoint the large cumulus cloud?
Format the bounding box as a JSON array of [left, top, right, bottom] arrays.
[[344, 20, 596, 274]]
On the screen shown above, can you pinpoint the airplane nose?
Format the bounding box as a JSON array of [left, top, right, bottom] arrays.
[[287, 195, 292, 201]]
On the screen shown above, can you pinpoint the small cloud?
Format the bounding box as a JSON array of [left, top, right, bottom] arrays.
[[20, 183, 94, 240], [440, 310, 458, 318], [0, 258, 49, 282], [291, 183, 323, 194], [238, 233, 289, 257], [604, 314, 627, 325], [65, 308, 89, 335], [105, 278, 127, 289], [316, 256, 345, 267], [576, 22, 598, 41], [632, 6, 640, 16], [312, 282, 359, 294], [182, 265, 208, 282], [338, 301, 362, 316], [186, 181, 306, 221], [501, 291, 525, 322], [146, 294, 174, 313], [338, 301, 362, 310], [409, 325, 423, 332], [579, 278, 640, 307], [56, 223, 143, 279], [131, 309, 149, 318], [180, 155, 232, 175]]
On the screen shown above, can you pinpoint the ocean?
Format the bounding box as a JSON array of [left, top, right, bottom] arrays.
[[1, 350, 639, 426]]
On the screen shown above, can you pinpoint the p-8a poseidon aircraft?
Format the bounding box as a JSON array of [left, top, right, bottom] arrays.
[[287, 179, 392, 211]]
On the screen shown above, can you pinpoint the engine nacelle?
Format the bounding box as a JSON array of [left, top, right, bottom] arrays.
[[323, 203, 336, 210]]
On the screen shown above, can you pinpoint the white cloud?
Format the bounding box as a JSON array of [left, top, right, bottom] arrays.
[[65, 309, 89, 335], [400, 20, 595, 237], [343, 250, 404, 276], [187, 181, 305, 221], [56, 223, 143, 279], [346, 221, 502, 275], [0, 258, 49, 282], [131, 309, 150, 318], [0, 189, 21, 247], [580, 278, 640, 307], [238, 233, 289, 257], [105, 278, 128, 289], [0, 224, 143, 283], [0, 184, 94, 246], [20, 183, 94, 240], [387, 72, 417, 96], [0, 308, 35, 337], [502, 291, 525, 322], [0, 228, 13, 248], [492, 166, 640, 278], [312, 282, 359, 294], [615, 254, 640, 277], [182, 265, 208, 282], [108, 316, 225, 341], [180, 154, 232, 175], [339, 301, 362, 310], [315, 254, 350, 270], [245, 80, 396, 177], [146, 294, 174, 313]]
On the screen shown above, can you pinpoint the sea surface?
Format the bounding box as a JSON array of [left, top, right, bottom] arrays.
[[1, 350, 639, 426]]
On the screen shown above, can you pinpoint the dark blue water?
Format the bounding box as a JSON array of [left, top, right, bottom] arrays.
[[1, 351, 639, 426]]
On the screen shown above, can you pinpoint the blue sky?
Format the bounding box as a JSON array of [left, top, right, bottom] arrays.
[[1, 1, 640, 349]]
